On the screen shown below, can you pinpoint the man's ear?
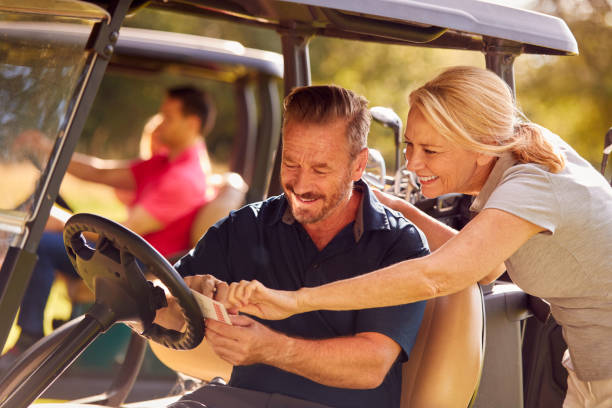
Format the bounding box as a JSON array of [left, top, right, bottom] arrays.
[[188, 115, 202, 135], [351, 147, 369, 181]]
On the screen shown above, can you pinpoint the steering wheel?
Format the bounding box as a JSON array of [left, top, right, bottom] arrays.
[[63, 213, 204, 350]]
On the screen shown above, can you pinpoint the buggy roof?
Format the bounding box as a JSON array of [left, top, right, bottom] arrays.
[[110, 26, 283, 78], [0, 21, 283, 79], [140, 0, 578, 55]]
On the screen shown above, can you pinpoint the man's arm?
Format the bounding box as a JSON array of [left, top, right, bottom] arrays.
[[206, 315, 401, 389], [153, 274, 402, 389], [15, 128, 135, 189], [67, 151, 135, 190], [122, 204, 163, 237], [150, 278, 232, 383]]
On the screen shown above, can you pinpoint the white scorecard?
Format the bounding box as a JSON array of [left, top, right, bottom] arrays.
[[190, 288, 232, 325]]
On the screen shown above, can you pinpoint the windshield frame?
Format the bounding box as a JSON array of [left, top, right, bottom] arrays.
[[0, 0, 134, 366]]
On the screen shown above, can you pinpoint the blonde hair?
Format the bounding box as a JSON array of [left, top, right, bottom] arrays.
[[409, 66, 565, 173]]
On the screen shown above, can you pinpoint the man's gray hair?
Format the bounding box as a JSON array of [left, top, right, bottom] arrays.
[[282, 85, 371, 157]]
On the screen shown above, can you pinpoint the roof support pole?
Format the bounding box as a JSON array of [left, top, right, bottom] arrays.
[[248, 75, 282, 203], [230, 77, 257, 185], [0, 0, 134, 354], [474, 37, 526, 408], [267, 26, 313, 196], [484, 37, 521, 97], [279, 26, 312, 96]]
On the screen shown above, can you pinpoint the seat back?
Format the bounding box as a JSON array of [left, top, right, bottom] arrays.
[[400, 284, 485, 408], [189, 172, 248, 247]]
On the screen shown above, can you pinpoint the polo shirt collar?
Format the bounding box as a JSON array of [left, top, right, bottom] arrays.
[[470, 152, 517, 213], [277, 179, 391, 242]]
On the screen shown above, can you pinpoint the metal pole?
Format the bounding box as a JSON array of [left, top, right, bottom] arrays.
[[0, 0, 134, 353], [484, 37, 521, 97], [266, 26, 313, 197]]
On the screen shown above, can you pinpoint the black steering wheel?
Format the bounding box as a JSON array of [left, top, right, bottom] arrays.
[[63, 213, 205, 350]]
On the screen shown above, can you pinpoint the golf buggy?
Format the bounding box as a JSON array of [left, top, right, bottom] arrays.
[[0, 6, 283, 403], [0, 1, 595, 407]]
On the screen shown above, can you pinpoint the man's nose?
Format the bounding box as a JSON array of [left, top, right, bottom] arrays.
[[290, 169, 313, 194]]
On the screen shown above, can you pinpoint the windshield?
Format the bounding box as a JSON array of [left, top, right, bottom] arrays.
[[0, 2, 105, 260]]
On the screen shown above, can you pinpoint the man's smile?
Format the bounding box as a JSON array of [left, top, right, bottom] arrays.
[[294, 194, 319, 204]]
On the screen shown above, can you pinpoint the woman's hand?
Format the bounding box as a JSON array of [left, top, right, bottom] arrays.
[[225, 280, 302, 320], [373, 189, 408, 213]]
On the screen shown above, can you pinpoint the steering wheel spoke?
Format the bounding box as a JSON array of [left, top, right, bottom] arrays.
[[63, 213, 205, 350]]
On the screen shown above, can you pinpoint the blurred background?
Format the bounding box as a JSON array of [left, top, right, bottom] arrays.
[[3, 0, 610, 376], [71, 0, 611, 215]]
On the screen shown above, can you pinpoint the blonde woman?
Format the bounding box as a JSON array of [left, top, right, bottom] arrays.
[[225, 66, 612, 407]]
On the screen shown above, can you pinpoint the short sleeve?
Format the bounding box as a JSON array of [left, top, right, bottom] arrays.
[[355, 220, 429, 361], [355, 302, 426, 362], [484, 164, 561, 234], [174, 220, 231, 281]]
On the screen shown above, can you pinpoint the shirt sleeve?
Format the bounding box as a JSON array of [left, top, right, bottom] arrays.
[[355, 222, 429, 362], [174, 218, 231, 281], [484, 164, 561, 234]]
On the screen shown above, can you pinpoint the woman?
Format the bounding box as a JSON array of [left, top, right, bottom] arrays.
[[226, 66, 612, 407]]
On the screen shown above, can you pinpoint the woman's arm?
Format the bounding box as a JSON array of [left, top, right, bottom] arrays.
[[229, 208, 544, 318], [374, 190, 457, 251], [375, 190, 505, 285]]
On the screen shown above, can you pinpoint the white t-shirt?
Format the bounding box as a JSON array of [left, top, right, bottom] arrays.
[[471, 127, 612, 381]]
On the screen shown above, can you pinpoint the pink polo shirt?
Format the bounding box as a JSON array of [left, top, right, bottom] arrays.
[[130, 141, 211, 257]]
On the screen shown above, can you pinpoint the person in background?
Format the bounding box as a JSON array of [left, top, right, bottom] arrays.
[[225, 66, 612, 408], [1, 86, 216, 362]]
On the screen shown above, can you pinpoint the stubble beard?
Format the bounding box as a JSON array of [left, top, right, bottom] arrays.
[[284, 172, 353, 225]]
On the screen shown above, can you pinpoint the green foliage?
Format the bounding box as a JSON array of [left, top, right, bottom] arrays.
[[307, 37, 483, 165], [516, 20, 612, 165], [80, 9, 274, 162], [82, 72, 237, 163], [84, 5, 610, 173]]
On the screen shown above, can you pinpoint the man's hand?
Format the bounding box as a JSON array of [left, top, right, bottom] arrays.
[[226, 280, 302, 320], [206, 313, 401, 389], [154, 295, 185, 331], [185, 274, 229, 301], [154, 274, 229, 331], [205, 314, 283, 366]]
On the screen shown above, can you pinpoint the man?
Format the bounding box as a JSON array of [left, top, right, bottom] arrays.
[[154, 85, 429, 408], [5, 86, 215, 358]]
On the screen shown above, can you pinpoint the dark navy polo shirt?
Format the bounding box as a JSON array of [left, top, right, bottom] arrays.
[[175, 180, 429, 408]]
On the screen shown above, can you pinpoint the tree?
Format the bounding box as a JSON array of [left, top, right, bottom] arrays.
[[516, 0, 612, 166], [102, 4, 609, 171]]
